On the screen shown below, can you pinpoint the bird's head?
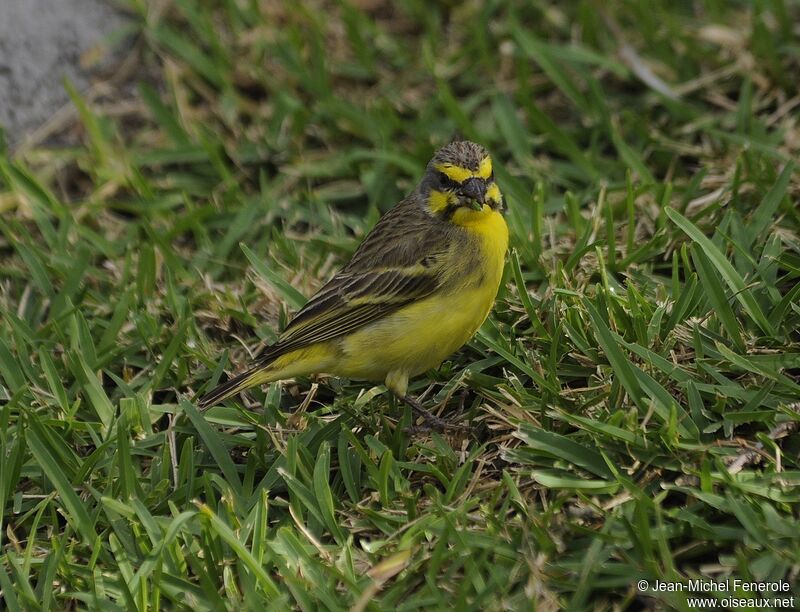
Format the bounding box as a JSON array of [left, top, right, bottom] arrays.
[[419, 141, 503, 219]]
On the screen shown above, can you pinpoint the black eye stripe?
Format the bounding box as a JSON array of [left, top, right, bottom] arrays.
[[436, 172, 460, 190]]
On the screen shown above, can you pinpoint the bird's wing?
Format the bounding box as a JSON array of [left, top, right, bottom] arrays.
[[257, 201, 451, 362]]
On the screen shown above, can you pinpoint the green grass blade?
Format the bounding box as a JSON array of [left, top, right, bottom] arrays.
[[26, 416, 97, 546], [666, 207, 775, 336]]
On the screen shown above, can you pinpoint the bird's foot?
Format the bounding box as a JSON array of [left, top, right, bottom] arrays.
[[400, 394, 466, 433]]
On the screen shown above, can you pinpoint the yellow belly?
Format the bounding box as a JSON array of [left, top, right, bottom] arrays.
[[336, 285, 494, 380]]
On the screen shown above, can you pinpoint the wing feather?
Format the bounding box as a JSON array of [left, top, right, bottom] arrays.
[[256, 199, 455, 364], [259, 268, 439, 361]]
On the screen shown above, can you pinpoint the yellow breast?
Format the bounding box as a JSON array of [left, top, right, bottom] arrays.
[[451, 204, 509, 286]]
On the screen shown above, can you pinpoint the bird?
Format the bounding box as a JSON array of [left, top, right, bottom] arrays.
[[198, 140, 508, 429]]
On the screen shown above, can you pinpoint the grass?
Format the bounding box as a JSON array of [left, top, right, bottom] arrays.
[[1, 0, 799, 609]]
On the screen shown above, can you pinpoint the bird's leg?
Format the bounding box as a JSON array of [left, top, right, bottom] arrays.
[[400, 394, 463, 432]]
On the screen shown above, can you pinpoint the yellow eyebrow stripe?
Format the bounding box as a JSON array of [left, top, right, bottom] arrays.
[[477, 156, 492, 179], [434, 163, 473, 183], [434, 156, 493, 183]]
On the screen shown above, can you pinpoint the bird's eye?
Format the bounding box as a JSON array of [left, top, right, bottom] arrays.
[[436, 172, 459, 191]]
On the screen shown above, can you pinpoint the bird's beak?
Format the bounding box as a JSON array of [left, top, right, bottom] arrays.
[[459, 178, 487, 210]]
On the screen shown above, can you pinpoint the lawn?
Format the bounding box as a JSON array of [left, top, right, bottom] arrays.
[[1, 0, 799, 609]]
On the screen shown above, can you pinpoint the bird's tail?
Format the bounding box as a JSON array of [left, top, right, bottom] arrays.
[[197, 364, 275, 410], [197, 344, 331, 409]]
